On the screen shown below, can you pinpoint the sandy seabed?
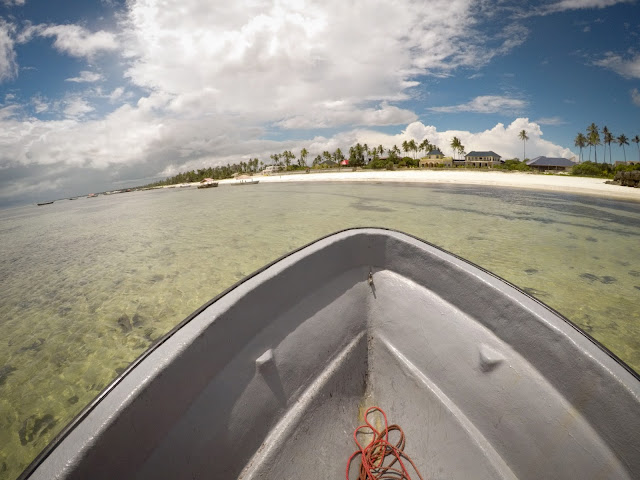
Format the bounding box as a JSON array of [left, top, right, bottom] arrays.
[[214, 170, 640, 202]]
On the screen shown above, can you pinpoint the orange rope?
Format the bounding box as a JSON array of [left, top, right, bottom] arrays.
[[346, 406, 425, 480]]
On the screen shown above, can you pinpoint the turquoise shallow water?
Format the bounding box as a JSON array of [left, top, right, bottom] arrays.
[[1, 182, 639, 478]]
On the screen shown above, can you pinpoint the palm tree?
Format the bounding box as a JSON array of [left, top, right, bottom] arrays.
[[632, 135, 640, 162], [587, 123, 600, 163], [352, 143, 365, 167], [518, 129, 529, 161], [283, 150, 295, 168], [574, 133, 586, 163], [617, 134, 629, 163], [402, 140, 410, 158], [408, 139, 417, 159], [450, 137, 461, 160], [419, 139, 430, 156], [299, 148, 308, 167], [333, 147, 343, 163], [603, 127, 614, 164]]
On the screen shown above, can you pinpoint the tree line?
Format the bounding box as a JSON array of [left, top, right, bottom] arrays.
[[574, 124, 640, 164], [150, 140, 449, 186]]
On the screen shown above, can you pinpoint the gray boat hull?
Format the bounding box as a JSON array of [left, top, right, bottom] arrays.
[[22, 228, 640, 479]]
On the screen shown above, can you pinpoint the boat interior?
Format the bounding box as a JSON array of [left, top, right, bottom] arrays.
[[24, 229, 640, 480]]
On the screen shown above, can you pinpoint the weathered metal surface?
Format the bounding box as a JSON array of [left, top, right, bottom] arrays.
[[21, 228, 640, 479]]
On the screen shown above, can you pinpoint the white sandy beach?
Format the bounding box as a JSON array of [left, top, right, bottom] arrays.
[[214, 170, 640, 201]]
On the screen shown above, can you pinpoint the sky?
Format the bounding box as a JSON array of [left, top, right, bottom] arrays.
[[0, 0, 639, 206]]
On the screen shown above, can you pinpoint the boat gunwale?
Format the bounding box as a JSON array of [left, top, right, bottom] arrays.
[[17, 226, 640, 480]]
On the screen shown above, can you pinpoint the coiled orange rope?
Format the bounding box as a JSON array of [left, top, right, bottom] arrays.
[[346, 406, 425, 480]]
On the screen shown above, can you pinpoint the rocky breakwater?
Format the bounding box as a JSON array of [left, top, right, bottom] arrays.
[[608, 170, 640, 187]]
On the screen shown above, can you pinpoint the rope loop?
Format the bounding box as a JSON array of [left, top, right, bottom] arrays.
[[346, 406, 425, 480]]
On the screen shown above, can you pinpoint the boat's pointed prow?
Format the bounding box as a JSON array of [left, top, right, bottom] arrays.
[[21, 229, 640, 480]]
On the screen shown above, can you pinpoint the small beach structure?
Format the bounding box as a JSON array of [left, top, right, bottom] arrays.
[[465, 151, 502, 168], [262, 165, 282, 175], [231, 174, 259, 185], [197, 178, 218, 189], [526, 156, 577, 172]]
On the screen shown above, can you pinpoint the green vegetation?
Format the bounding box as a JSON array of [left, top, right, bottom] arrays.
[[518, 130, 529, 160], [617, 134, 629, 162], [574, 132, 587, 162], [603, 126, 613, 164], [571, 161, 614, 178], [495, 159, 531, 171], [151, 124, 640, 187], [587, 123, 601, 163], [401, 139, 422, 159], [576, 124, 639, 165], [571, 161, 640, 178], [348, 143, 367, 167], [450, 137, 464, 160], [368, 157, 390, 169], [148, 162, 257, 186]]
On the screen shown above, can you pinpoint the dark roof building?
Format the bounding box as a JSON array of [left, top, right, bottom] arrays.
[[464, 151, 502, 167], [465, 151, 501, 160], [426, 149, 444, 156], [318, 160, 338, 167], [526, 156, 576, 171]]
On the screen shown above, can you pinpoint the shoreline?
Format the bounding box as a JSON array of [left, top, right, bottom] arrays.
[[211, 170, 640, 202]]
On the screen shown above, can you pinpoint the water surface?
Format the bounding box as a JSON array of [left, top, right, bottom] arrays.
[[1, 183, 639, 479]]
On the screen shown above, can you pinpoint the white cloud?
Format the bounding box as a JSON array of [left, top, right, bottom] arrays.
[[0, 177, 64, 202], [19, 23, 118, 59], [0, 104, 19, 119], [31, 95, 49, 113], [276, 102, 417, 129], [372, 118, 575, 160], [2, 0, 26, 5], [632, 88, 640, 107], [65, 71, 104, 83], [429, 95, 528, 114], [592, 52, 640, 79], [535, 116, 566, 126], [0, 1, 576, 205], [0, 102, 576, 207], [0, 19, 18, 83], [120, 0, 527, 126], [108, 87, 125, 103], [63, 98, 94, 118], [545, 0, 632, 13]]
